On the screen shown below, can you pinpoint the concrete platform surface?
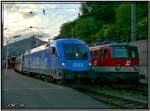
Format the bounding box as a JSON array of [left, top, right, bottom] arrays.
[[2, 69, 109, 109]]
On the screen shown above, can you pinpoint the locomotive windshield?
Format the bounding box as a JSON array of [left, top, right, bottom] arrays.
[[63, 44, 88, 60], [111, 45, 138, 59], [128, 47, 139, 59], [111, 46, 128, 58]]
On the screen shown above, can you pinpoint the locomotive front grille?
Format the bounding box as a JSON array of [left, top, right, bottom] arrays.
[[62, 69, 89, 79], [63, 69, 87, 74]]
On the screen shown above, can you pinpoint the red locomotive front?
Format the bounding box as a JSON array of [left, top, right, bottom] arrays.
[[90, 42, 139, 86]]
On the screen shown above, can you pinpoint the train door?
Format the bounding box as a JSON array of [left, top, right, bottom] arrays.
[[90, 50, 94, 65], [94, 50, 99, 66], [103, 48, 109, 66], [50, 47, 61, 79], [99, 49, 103, 66], [91, 49, 99, 66]]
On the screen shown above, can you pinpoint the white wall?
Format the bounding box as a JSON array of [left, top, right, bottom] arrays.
[[129, 40, 148, 78]]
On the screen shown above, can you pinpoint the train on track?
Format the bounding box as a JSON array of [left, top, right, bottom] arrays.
[[15, 38, 91, 82], [89, 41, 139, 85], [15, 39, 139, 86]]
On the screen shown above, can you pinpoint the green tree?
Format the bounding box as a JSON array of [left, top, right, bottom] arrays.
[[136, 2, 148, 40], [115, 4, 131, 42], [74, 17, 98, 43], [90, 3, 117, 23], [137, 17, 147, 40], [59, 21, 76, 36], [80, 3, 90, 15], [96, 24, 118, 41], [57, 2, 147, 43]]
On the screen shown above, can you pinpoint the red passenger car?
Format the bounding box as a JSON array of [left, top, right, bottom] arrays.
[[89, 41, 139, 85]]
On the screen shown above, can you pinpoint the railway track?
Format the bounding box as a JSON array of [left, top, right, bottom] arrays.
[[136, 83, 148, 96], [16, 71, 148, 109], [73, 86, 148, 109]]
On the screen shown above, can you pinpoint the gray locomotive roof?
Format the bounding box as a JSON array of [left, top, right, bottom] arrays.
[[25, 38, 86, 54], [90, 43, 136, 49], [25, 44, 47, 54], [90, 43, 118, 49], [55, 38, 86, 44]]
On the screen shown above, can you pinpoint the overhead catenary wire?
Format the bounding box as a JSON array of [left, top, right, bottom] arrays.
[[4, 5, 80, 39], [32, 7, 79, 34]]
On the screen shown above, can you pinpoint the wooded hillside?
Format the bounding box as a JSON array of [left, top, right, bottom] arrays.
[[56, 2, 148, 44]]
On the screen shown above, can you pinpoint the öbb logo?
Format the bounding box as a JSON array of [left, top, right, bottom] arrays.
[[73, 63, 84, 67]]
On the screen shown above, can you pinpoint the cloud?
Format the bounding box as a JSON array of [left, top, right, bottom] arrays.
[[3, 3, 81, 40], [21, 11, 37, 18], [4, 3, 18, 12]]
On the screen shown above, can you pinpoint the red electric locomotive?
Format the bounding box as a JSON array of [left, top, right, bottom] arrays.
[[89, 41, 139, 86]]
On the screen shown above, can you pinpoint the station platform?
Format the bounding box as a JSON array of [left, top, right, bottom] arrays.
[[2, 69, 109, 109]]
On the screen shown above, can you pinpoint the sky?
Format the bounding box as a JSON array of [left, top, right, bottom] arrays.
[[3, 2, 81, 44]]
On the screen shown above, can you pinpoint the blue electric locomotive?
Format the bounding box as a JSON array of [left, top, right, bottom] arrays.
[[15, 38, 91, 81]]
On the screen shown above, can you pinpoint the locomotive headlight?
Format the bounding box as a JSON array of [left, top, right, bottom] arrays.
[[89, 62, 91, 66], [61, 62, 65, 66]]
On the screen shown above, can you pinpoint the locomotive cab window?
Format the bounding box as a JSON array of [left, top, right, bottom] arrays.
[[128, 47, 138, 59], [63, 44, 88, 60], [93, 50, 98, 56], [90, 50, 98, 56], [51, 47, 58, 56], [111, 46, 128, 58]]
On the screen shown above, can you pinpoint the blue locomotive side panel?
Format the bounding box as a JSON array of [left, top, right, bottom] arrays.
[[23, 47, 61, 73]]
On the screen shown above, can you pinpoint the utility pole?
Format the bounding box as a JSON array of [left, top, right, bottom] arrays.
[[131, 2, 136, 41]]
